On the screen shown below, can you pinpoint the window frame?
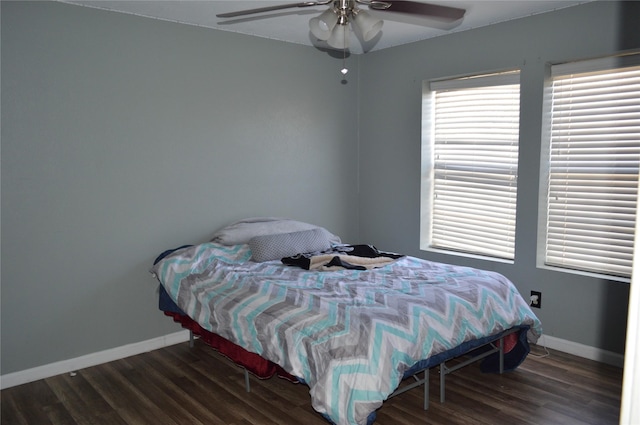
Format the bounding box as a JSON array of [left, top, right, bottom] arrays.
[[536, 53, 640, 282], [420, 70, 521, 262]]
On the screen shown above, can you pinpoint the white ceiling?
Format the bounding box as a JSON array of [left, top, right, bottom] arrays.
[[60, 1, 591, 54]]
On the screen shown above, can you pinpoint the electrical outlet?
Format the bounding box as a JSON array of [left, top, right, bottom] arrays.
[[530, 291, 542, 308]]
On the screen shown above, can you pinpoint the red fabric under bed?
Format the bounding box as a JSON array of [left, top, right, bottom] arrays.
[[503, 331, 518, 353], [164, 311, 299, 383]]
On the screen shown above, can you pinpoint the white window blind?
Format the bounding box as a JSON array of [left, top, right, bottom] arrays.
[[544, 54, 640, 278], [424, 71, 520, 260]]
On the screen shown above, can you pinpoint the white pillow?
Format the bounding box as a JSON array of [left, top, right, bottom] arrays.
[[249, 228, 332, 262], [211, 217, 341, 246]]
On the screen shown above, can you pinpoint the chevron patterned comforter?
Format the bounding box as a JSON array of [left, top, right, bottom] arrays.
[[151, 242, 542, 425]]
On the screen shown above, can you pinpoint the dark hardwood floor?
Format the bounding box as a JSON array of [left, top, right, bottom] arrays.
[[1, 340, 622, 425]]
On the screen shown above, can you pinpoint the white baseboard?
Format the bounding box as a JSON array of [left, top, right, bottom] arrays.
[[0, 331, 623, 390], [0, 330, 190, 390], [536, 334, 625, 368]]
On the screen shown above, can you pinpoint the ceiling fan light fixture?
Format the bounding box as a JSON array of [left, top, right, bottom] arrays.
[[352, 9, 383, 42], [309, 8, 339, 40], [327, 22, 349, 49]]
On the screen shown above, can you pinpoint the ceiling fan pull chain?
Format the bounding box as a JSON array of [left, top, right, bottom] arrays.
[[341, 23, 348, 75], [341, 52, 348, 75]]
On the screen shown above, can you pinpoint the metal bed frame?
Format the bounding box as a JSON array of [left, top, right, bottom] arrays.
[[187, 326, 519, 409], [388, 327, 517, 410]]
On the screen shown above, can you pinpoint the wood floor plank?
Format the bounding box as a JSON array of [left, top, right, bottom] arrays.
[[1, 392, 30, 425], [45, 372, 115, 424], [1, 340, 622, 425], [114, 357, 207, 425], [81, 361, 180, 425], [3, 379, 58, 425], [125, 352, 227, 424], [41, 401, 78, 425]]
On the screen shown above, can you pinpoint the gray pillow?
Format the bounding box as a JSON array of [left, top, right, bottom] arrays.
[[249, 228, 332, 262], [211, 217, 341, 246]]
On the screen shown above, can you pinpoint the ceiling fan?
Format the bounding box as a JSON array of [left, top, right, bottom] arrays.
[[216, 1, 466, 52]]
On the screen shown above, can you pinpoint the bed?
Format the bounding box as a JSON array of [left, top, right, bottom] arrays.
[[150, 218, 542, 425]]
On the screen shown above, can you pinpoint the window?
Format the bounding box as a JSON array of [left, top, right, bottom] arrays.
[[421, 71, 521, 260], [540, 53, 640, 279]]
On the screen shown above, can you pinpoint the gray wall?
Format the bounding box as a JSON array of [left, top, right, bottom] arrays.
[[2, 0, 638, 376], [1, 1, 359, 374], [358, 1, 639, 354]]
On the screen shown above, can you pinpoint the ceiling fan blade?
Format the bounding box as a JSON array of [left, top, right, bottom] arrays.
[[216, 2, 326, 18], [373, 1, 465, 21]]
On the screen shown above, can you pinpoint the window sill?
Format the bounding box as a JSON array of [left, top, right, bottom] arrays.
[[421, 246, 515, 265], [536, 263, 631, 284]]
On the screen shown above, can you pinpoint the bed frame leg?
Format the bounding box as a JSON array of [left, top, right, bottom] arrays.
[[440, 363, 446, 403], [244, 369, 251, 393], [433, 330, 513, 406], [499, 336, 504, 374], [424, 368, 429, 410], [189, 331, 194, 348]]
